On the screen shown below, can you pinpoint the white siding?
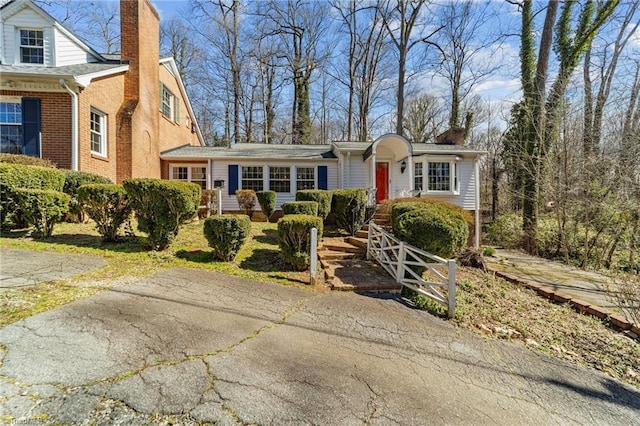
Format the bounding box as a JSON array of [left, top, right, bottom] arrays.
[[54, 27, 96, 65], [210, 159, 338, 212], [413, 159, 477, 211], [3, 8, 53, 65], [345, 154, 370, 189]]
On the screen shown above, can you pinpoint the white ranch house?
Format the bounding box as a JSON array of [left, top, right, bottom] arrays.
[[160, 134, 486, 246]]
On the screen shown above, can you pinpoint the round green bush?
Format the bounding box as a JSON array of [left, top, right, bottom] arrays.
[[63, 170, 112, 222], [203, 215, 251, 261], [330, 188, 367, 235], [277, 214, 323, 270], [256, 190, 277, 220], [14, 188, 70, 237], [282, 201, 318, 216], [296, 190, 332, 219], [77, 184, 130, 242], [123, 178, 201, 251], [393, 203, 468, 259], [0, 153, 56, 168]]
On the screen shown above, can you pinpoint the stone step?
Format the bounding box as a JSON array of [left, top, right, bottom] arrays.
[[321, 241, 365, 254], [345, 236, 368, 249], [324, 259, 402, 294], [317, 250, 360, 261], [355, 230, 369, 239]]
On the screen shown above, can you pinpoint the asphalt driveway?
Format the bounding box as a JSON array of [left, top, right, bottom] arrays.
[[0, 266, 639, 424]]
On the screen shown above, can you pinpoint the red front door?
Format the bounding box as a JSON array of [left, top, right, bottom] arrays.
[[375, 162, 389, 203]]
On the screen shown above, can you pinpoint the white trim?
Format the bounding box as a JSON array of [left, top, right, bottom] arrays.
[[75, 65, 129, 87], [169, 163, 208, 189], [89, 107, 107, 157], [59, 79, 78, 171], [413, 158, 461, 196]]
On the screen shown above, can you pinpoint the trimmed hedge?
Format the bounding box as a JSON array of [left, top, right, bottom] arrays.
[[236, 189, 257, 218], [282, 201, 318, 216], [296, 190, 332, 219], [278, 214, 323, 270], [256, 190, 276, 221], [392, 202, 468, 259], [0, 153, 56, 168], [203, 214, 251, 261], [330, 188, 367, 235], [381, 197, 473, 225], [14, 188, 70, 237], [63, 170, 112, 222], [0, 163, 66, 226], [77, 184, 130, 242], [123, 178, 201, 251]]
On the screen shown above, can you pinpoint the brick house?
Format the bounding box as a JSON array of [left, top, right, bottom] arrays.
[[0, 0, 204, 182]]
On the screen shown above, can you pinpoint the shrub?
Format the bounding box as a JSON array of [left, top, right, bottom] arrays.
[[282, 201, 318, 216], [392, 202, 468, 259], [380, 197, 473, 225], [0, 163, 66, 226], [236, 189, 257, 218], [330, 188, 367, 235], [77, 184, 130, 242], [123, 179, 201, 250], [14, 188, 70, 237], [203, 215, 251, 261], [296, 190, 332, 219], [0, 153, 56, 168], [199, 189, 219, 218], [63, 170, 112, 222], [485, 213, 523, 248], [256, 190, 277, 221], [278, 214, 323, 270]]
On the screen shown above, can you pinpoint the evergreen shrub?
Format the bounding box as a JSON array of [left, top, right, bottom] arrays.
[[296, 190, 332, 219], [235, 189, 257, 218], [256, 190, 276, 220], [0, 153, 56, 168], [77, 184, 130, 241], [278, 214, 323, 270], [63, 170, 112, 222], [14, 188, 70, 237], [203, 214, 251, 261], [282, 201, 318, 216], [123, 178, 201, 250], [330, 188, 367, 235]]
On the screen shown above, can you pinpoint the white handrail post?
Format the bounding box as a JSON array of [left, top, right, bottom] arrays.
[[310, 227, 318, 285], [216, 187, 222, 215], [366, 221, 374, 260], [396, 241, 405, 283], [447, 259, 456, 318]]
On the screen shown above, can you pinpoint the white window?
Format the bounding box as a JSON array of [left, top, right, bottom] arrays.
[[160, 84, 180, 123], [414, 162, 423, 191], [170, 165, 208, 190], [90, 109, 107, 156], [296, 167, 315, 190], [414, 158, 460, 195], [0, 101, 22, 154], [269, 166, 291, 193], [19, 29, 44, 64], [241, 166, 263, 191]]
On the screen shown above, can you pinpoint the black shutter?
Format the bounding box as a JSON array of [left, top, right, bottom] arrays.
[[228, 164, 239, 195], [21, 98, 41, 157], [318, 165, 328, 190]]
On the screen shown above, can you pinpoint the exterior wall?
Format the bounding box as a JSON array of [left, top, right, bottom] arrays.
[[121, 0, 161, 180], [344, 153, 369, 189], [77, 74, 125, 181], [0, 89, 72, 168], [413, 157, 477, 211], [158, 65, 200, 151], [54, 27, 96, 66], [2, 8, 54, 65]]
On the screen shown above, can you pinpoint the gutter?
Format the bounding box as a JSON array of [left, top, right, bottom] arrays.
[[59, 79, 78, 171]]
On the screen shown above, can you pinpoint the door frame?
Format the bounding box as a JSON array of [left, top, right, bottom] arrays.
[[375, 161, 389, 203]]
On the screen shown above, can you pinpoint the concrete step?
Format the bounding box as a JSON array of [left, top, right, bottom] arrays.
[[322, 241, 365, 254], [345, 236, 368, 249], [317, 250, 360, 261], [324, 259, 401, 294]]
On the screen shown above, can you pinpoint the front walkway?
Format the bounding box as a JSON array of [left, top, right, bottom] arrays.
[[486, 249, 637, 331]]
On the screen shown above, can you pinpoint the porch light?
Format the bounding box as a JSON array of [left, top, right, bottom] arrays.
[[401, 159, 407, 174]]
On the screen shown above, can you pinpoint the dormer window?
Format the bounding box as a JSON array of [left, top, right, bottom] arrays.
[[19, 29, 44, 64]]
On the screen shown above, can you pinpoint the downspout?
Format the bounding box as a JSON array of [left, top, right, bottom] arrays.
[[60, 79, 78, 171]]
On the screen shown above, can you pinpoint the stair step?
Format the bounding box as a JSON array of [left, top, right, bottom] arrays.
[[345, 236, 368, 249], [322, 241, 365, 254], [323, 259, 402, 293], [355, 230, 369, 238], [318, 250, 360, 261]]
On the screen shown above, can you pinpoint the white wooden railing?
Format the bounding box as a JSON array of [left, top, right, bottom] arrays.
[[367, 222, 456, 318]]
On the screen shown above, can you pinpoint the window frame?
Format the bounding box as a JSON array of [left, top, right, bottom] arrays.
[[0, 100, 23, 154], [90, 108, 107, 157], [18, 28, 44, 65], [169, 164, 209, 190], [414, 156, 460, 196], [413, 162, 423, 191], [269, 166, 291, 194], [241, 165, 264, 192], [296, 166, 315, 191], [160, 83, 180, 124]]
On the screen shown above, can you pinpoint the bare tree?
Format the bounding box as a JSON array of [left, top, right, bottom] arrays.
[[402, 93, 445, 143]]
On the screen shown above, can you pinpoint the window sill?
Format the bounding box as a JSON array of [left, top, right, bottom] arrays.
[[421, 190, 460, 197], [91, 153, 108, 162]]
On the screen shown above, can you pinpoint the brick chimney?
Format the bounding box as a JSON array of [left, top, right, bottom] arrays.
[[117, 0, 161, 181]]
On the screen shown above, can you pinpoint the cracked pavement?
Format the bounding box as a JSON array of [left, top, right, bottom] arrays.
[[0, 266, 639, 424]]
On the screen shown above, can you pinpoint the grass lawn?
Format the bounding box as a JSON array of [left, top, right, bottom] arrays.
[[0, 219, 316, 326]]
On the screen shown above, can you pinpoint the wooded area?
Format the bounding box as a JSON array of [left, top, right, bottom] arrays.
[[38, 0, 639, 270]]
